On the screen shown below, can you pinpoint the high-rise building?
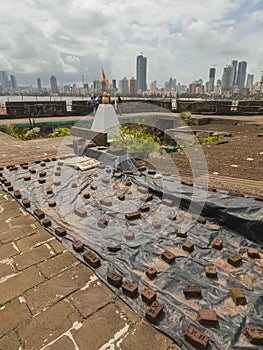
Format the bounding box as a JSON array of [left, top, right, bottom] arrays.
[[0, 71, 8, 89], [136, 54, 147, 92], [129, 77, 137, 96], [236, 61, 247, 92], [231, 60, 238, 86], [112, 79, 117, 90], [222, 65, 233, 91], [37, 78, 42, 91], [150, 80, 157, 95], [246, 74, 254, 89], [10, 75, 17, 90], [50, 75, 58, 93], [208, 67, 216, 93], [119, 77, 129, 95]]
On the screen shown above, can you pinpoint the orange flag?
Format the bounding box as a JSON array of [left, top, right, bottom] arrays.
[[102, 69, 110, 85]]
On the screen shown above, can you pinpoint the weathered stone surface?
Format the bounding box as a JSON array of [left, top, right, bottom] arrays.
[[83, 250, 101, 268], [18, 300, 80, 350], [145, 301, 164, 324], [161, 250, 175, 264], [45, 335, 76, 350], [183, 285, 202, 299], [227, 254, 242, 267], [38, 251, 77, 279], [184, 325, 209, 349], [243, 325, 263, 345], [0, 242, 20, 260], [141, 287, 157, 305], [230, 288, 247, 305], [13, 245, 52, 271], [16, 230, 51, 251], [196, 309, 218, 327]]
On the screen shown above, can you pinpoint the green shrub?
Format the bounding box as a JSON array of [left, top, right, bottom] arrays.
[[179, 111, 194, 126], [113, 125, 162, 157], [201, 135, 219, 144], [49, 127, 70, 137]]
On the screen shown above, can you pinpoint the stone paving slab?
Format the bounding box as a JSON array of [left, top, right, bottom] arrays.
[[0, 186, 179, 349]]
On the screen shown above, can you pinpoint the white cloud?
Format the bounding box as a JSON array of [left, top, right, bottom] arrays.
[[0, 0, 262, 87]]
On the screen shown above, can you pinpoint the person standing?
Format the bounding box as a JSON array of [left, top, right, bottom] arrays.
[[116, 96, 122, 115]]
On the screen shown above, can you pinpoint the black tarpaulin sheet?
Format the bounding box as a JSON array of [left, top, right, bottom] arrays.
[[2, 153, 263, 350]]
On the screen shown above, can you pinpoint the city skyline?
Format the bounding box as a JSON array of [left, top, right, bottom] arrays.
[[0, 0, 262, 87]]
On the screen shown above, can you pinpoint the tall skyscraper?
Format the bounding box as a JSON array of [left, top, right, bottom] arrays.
[[0, 71, 8, 89], [236, 61, 247, 92], [136, 54, 147, 92], [10, 75, 17, 90], [222, 65, 233, 91], [50, 75, 58, 93], [208, 67, 216, 93], [231, 60, 238, 86], [37, 78, 42, 91], [129, 77, 137, 96], [246, 74, 254, 89]]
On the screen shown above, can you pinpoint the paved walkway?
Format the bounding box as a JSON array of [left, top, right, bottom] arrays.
[[0, 132, 179, 349]]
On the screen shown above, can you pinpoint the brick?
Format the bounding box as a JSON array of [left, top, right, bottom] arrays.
[[177, 230, 187, 238], [144, 193, 153, 202], [133, 171, 142, 176], [183, 285, 202, 299], [42, 218, 52, 227], [247, 247, 260, 258], [97, 218, 108, 228], [34, 208, 45, 219], [107, 271, 123, 287], [83, 192, 90, 199], [71, 183, 77, 188], [0, 332, 21, 350], [39, 171, 46, 177], [184, 325, 209, 350], [205, 266, 217, 278], [118, 193, 125, 200], [38, 178, 46, 184], [40, 162, 46, 167], [113, 172, 122, 178], [196, 309, 218, 327], [100, 198, 112, 206], [197, 216, 206, 224], [148, 169, 156, 175], [140, 204, 150, 212], [14, 190, 21, 199], [83, 250, 101, 268], [152, 221, 161, 229], [0, 242, 20, 260], [228, 190, 244, 197], [125, 211, 141, 220], [211, 237, 223, 250], [54, 180, 61, 186], [227, 254, 242, 267], [13, 245, 51, 271], [145, 301, 164, 324], [55, 227, 67, 237], [90, 184, 97, 190], [4, 181, 11, 186], [38, 251, 76, 279], [29, 168, 36, 174], [102, 178, 110, 184], [124, 231, 135, 240], [138, 166, 147, 172], [123, 170, 133, 175], [46, 186, 53, 194], [48, 200, 56, 207], [24, 175, 31, 181], [0, 176, 6, 183], [146, 267, 157, 280], [21, 164, 28, 169], [182, 241, 194, 252], [72, 240, 84, 253], [161, 250, 175, 264], [55, 171, 61, 176], [74, 207, 87, 217], [161, 198, 173, 206], [243, 325, 263, 345], [124, 180, 132, 186], [141, 287, 157, 305], [255, 196, 263, 202], [138, 186, 148, 194], [229, 288, 247, 305], [107, 240, 122, 252], [122, 281, 138, 298]]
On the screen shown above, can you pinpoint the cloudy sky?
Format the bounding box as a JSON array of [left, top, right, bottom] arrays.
[[0, 0, 262, 87]]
